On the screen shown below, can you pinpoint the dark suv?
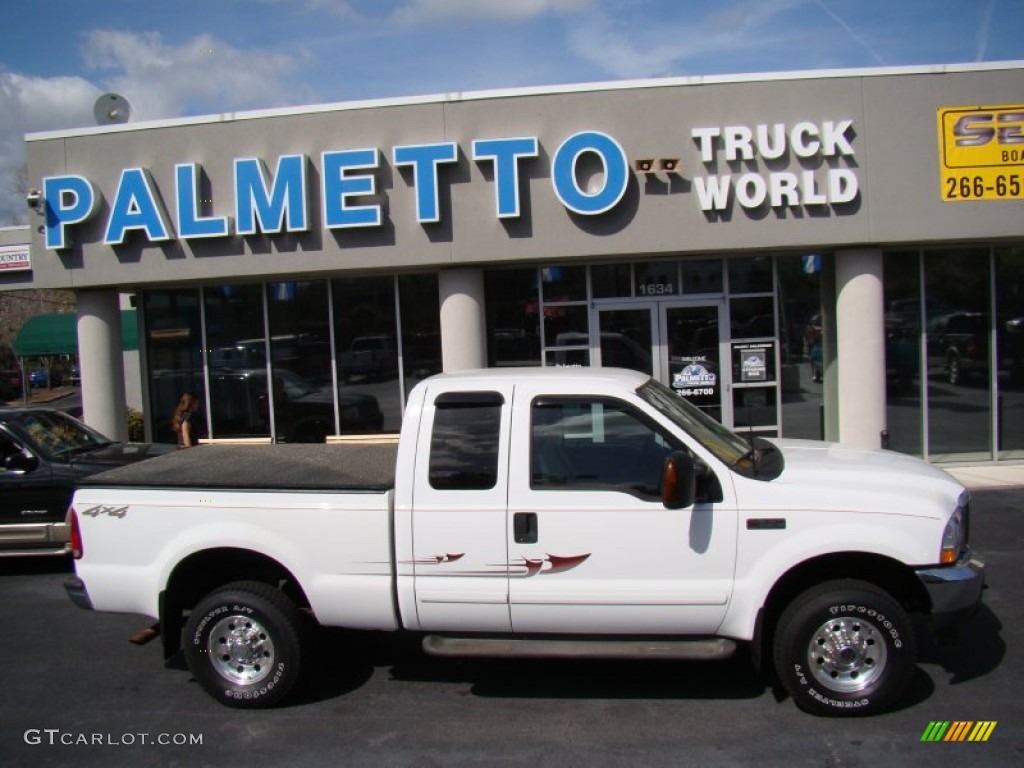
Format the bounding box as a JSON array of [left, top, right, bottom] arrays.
[[0, 408, 173, 555]]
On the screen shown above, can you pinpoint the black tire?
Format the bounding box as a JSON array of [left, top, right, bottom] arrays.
[[183, 580, 305, 708], [772, 580, 916, 716]]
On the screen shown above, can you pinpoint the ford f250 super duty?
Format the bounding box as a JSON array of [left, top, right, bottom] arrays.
[[63, 368, 984, 715]]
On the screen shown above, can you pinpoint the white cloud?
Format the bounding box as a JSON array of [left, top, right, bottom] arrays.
[[567, 0, 810, 79], [0, 72, 102, 225], [0, 30, 317, 225], [81, 30, 315, 121], [392, 0, 593, 24]]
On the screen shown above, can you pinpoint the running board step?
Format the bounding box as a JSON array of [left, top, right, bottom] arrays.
[[422, 635, 737, 661]]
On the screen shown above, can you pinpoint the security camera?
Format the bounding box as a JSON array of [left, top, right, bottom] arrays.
[[26, 189, 42, 210]]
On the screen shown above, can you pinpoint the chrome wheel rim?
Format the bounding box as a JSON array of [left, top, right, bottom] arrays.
[[207, 614, 276, 685], [806, 616, 888, 693]]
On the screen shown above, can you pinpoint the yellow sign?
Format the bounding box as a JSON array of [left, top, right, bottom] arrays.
[[937, 105, 1024, 201]]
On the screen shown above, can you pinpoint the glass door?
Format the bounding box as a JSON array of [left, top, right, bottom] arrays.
[[661, 302, 728, 424], [594, 300, 730, 425], [595, 306, 656, 377]]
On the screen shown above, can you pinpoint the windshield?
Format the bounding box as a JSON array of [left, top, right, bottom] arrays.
[[637, 379, 751, 466], [8, 411, 112, 459]]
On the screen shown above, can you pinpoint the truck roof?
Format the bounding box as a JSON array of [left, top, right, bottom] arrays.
[[423, 366, 650, 388]]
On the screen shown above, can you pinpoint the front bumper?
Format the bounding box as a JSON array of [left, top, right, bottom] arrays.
[[915, 549, 985, 631]]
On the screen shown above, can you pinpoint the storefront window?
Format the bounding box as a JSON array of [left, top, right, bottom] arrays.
[[399, 273, 442, 400], [681, 259, 723, 295], [997, 247, 1024, 460], [204, 284, 268, 439], [540, 265, 586, 302], [728, 256, 773, 294], [776, 254, 824, 440], [485, 268, 541, 367], [543, 305, 589, 349], [730, 297, 775, 339], [333, 276, 400, 434], [925, 249, 991, 462], [634, 261, 678, 297], [591, 263, 632, 298], [883, 251, 923, 456], [143, 289, 203, 444], [267, 281, 335, 442]]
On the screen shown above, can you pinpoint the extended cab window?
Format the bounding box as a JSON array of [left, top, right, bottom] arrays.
[[428, 392, 503, 490], [531, 397, 681, 500]]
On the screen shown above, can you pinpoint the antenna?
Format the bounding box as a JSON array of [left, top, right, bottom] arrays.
[[93, 93, 132, 125]]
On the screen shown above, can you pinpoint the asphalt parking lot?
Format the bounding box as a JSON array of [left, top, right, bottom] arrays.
[[0, 483, 1022, 767]]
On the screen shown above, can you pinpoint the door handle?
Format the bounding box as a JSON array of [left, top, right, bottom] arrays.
[[513, 512, 538, 544]]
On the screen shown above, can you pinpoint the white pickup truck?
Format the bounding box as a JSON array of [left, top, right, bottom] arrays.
[[64, 368, 984, 715]]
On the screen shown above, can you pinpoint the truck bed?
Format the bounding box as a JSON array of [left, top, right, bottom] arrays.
[[78, 443, 398, 491]]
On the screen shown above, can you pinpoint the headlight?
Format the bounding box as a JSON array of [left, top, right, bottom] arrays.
[[940, 491, 969, 564]]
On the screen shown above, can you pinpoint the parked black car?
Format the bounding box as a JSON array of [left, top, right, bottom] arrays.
[[0, 408, 174, 556]]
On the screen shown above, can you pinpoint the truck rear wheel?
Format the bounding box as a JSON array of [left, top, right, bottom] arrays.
[[772, 580, 916, 716], [183, 581, 304, 708]]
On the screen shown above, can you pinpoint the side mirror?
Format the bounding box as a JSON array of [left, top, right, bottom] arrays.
[[662, 451, 696, 509], [4, 450, 39, 473]]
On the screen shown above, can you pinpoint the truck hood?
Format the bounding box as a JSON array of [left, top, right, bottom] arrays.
[[757, 438, 965, 518]]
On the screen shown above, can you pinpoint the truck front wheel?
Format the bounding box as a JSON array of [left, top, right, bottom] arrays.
[[183, 581, 304, 708], [772, 580, 916, 716]]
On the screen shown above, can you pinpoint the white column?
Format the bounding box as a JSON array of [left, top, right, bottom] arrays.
[[438, 268, 487, 372], [835, 249, 886, 449], [77, 290, 128, 441]]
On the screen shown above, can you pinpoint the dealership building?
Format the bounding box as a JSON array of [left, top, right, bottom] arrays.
[[2, 61, 1022, 464]]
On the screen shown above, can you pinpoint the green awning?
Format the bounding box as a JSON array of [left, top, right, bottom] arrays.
[[12, 310, 139, 357]]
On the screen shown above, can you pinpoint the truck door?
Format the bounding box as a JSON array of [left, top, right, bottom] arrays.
[[507, 389, 737, 634], [409, 386, 513, 632]]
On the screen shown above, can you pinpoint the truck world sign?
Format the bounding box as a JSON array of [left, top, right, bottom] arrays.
[[42, 120, 860, 251]]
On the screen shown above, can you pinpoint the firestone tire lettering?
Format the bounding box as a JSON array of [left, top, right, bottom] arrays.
[[772, 579, 915, 717]]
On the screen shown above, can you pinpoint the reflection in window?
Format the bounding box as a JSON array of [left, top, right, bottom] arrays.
[[731, 297, 775, 339], [544, 305, 589, 348], [634, 261, 678, 297], [728, 256, 773, 294], [267, 281, 338, 442], [399, 274, 442, 400], [883, 251, 923, 456], [143, 289, 203, 444], [205, 284, 266, 439], [591, 263, 632, 298], [485, 268, 541, 367], [776, 254, 824, 440], [925, 249, 991, 462], [540, 265, 586, 302], [334, 276, 399, 434], [682, 259, 724, 295], [997, 247, 1024, 460]]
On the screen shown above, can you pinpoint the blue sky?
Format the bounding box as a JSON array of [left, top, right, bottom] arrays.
[[1, 0, 1021, 225]]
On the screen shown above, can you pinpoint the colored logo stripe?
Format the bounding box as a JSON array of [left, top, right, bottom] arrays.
[[921, 721, 997, 742]]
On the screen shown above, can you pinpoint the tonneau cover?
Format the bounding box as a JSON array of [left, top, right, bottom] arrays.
[[79, 443, 397, 491]]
